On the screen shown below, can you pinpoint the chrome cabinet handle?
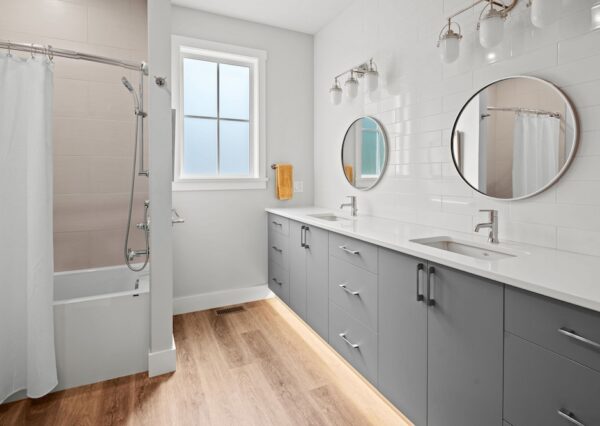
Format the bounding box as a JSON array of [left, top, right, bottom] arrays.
[[427, 266, 436, 306], [558, 328, 600, 351], [339, 333, 360, 349], [271, 246, 282, 253], [557, 409, 586, 426], [339, 283, 360, 296], [271, 278, 282, 286], [272, 220, 282, 227], [301, 225, 310, 249], [416, 263, 425, 302], [339, 245, 360, 255]]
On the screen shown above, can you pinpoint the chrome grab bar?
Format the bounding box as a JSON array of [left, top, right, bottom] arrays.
[[339, 245, 360, 255], [558, 327, 600, 350], [557, 409, 586, 426], [171, 208, 185, 224], [339, 333, 360, 349], [339, 283, 360, 296]]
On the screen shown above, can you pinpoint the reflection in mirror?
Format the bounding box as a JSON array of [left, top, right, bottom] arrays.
[[452, 76, 578, 200], [342, 117, 388, 190]]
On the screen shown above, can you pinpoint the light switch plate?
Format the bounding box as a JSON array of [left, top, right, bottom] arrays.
[[294, 181, 304, 193]]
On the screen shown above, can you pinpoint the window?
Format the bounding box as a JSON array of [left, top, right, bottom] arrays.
[[172, 36, 267, 190]]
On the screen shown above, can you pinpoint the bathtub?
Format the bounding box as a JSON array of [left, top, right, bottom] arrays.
[[53, 265, 150, 391]]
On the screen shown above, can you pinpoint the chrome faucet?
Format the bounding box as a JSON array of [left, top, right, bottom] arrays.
[[475, 209, 499, 244], [340, 196, 358, 217]]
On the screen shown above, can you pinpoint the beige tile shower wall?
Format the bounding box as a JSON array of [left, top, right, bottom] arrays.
[[315, 0, 600, 256], [0, 0, 148, 271]]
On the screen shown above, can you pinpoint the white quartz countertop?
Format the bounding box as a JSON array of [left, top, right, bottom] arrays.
[[266, 207, 600, 313]]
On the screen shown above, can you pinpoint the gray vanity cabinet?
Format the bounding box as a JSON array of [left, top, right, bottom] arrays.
[[289, 221, 308, 320], [305, 225, 329, 339], [427, 263, 504, 426], [378, 248, 428, 426], [379, 249, 504, 426], [271, 217, 329, 341]]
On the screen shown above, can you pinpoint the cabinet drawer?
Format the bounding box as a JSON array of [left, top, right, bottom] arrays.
[[268, 261, 290, 305], [329, 233, 378, 274], [506, 287, 600, 372], [504, 332, 600, 426], [329, 302, 378, 385], [329, 256, 378, 331], [268, 231, 289, 270], [269, 214, 289, 236]]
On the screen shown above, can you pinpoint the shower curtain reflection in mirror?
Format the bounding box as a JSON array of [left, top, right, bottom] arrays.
[[512, 113, 560, 199], [0, 53, 57, 402]]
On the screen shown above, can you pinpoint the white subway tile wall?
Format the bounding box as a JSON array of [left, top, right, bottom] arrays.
[[315, 0, 600, 256], [1, 0, 148, 271]]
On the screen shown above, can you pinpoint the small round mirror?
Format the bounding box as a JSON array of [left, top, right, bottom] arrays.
[[341, 117, 388, 190], [452, 76, 578, 200]]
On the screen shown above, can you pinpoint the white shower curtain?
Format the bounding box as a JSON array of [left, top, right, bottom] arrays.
[[0, 54, 57, 402], [512, 113, 560, 198]]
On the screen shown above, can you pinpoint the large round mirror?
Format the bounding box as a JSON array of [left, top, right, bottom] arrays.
[[341, 117, 388, 190], [452, 76, 578, 200]]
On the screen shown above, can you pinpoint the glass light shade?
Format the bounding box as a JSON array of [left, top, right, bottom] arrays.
[[530, 0, 560, 29], [365, 70, 379, 92], [592, 2, 600, 30], [329, 85, 342, 105], [479, 11, 504, 49], [345, 76, 359, 99], [439, 35, 460, 63]]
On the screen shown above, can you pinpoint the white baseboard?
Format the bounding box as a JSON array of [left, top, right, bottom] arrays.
[[173, 284, 273, 315], [148, 335, 176, 377]]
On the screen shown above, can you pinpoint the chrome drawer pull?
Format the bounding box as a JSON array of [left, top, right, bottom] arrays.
[[271, 278, 282, 286], [557, 409, 586, 426], [339, 283, 360, 296], [339, 245, 360, 255], [271, 246, 283, 253], [339, 333, 360, 349], [272, 221, 282, 226], [558, 327, 600, 351]]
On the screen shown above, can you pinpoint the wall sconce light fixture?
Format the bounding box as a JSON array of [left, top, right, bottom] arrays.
[[329, 58, 379, 105]]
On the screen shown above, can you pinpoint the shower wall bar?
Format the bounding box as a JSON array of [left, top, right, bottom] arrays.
[[482, 106, 562, 119], [0, 40, 147, 73]]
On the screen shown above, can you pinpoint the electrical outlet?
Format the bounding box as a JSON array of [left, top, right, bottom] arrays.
[[294, 181, 304, 193]]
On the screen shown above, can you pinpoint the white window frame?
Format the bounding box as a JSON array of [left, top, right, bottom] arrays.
[[171, 35, 268, 191]]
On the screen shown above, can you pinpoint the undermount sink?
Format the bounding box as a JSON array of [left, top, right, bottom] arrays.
[[411, 237, 518, 261], [308, 213, 351, 222]]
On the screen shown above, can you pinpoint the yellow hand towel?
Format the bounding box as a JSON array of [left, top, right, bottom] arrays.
[[344, 164, 354, 184], [275, 164, 293, 200]]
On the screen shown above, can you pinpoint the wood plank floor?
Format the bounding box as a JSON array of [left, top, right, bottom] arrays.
[[0, 298, 411, 426]]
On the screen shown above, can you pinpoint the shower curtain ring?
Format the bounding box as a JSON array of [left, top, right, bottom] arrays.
[[30, 44, 35, 59], [47, 45, 54, 63], [7, 41, 11, 57]]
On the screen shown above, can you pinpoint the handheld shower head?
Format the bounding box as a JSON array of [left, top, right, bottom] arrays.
[[121, 76, 135, 92]]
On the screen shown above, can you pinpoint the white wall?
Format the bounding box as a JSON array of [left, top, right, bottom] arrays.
[[171, 7, 314, 299], [315, 0, 600, 256]]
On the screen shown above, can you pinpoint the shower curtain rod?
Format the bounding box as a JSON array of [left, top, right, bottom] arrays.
[[0, 40, 147, 74], [484, 106, 561, 119]]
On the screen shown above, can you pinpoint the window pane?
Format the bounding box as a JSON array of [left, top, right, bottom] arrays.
[[183, 58, 217, 117], [220, 120, 250, 175], [183, 117, 218, 176], [219, 63, 250, 120]]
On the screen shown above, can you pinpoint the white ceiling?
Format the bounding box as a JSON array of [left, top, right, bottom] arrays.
[[171, 0, 353, 34]]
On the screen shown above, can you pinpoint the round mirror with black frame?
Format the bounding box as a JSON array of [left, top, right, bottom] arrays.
[[451, 76, 579, 200], [341, 116, 388, 191]]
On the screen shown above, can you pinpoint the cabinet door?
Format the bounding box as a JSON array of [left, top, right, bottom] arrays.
[[427, 264, 504, 426], [378, 248, 427, 426], [288, 221, 307, 319], [305, 225, 329, 340]]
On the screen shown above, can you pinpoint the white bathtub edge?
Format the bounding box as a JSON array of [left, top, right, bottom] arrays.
[[148, 335, 176, 377], [172, 284, 273, 315]]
